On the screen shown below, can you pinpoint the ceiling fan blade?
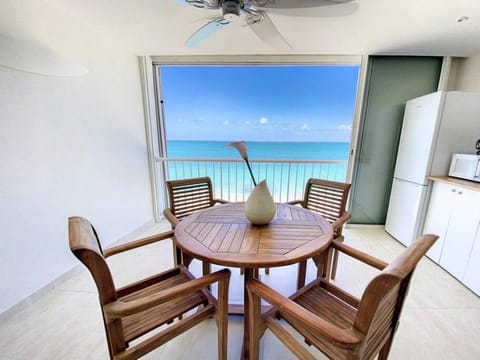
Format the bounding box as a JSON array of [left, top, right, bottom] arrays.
[[248, 13, 291, 49], [186, 17, 231, 47], [266, 0, 358, 17]]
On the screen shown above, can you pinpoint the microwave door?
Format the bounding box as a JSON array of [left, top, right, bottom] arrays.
[[449, 155, 480, 182], [451, 157, 474, 177]]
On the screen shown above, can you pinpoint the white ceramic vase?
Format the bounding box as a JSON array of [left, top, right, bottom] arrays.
[[245, 180, 276, 225]]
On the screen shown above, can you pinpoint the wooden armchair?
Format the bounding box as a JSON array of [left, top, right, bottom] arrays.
[[288, 178, 351, 285], [69, 216, 230, 360], [246, 234, 438, 360], [163, 176, 268, 275], [163, 176, 227, 275]]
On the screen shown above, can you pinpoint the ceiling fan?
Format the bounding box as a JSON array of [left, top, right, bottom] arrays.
[[173, 0, 357, 48]]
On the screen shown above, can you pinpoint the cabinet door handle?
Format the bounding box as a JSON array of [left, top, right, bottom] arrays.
[[458, 191, 463, 195], [451, 188, 456, 192]]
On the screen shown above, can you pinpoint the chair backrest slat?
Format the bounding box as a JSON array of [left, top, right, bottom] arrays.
[[303, 178, 351, 233], [167, 177, 215, 220]]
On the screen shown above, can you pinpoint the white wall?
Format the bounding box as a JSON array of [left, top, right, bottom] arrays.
[[0, 3, 153, 314], [453, 53, 480, 92]]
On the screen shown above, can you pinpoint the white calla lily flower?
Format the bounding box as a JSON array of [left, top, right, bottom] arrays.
[[226, 140, 257, 186]]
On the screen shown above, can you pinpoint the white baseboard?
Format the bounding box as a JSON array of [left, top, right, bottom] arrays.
[[0, 265, 83, 323], [345, 224, 385, 229], [0, 219, 158, 322]]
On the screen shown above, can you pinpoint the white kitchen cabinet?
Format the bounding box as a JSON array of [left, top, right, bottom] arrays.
[[423, 182, 454, 262], [438, 186, 480, 280], [422, 178, 480, 290], [464, 229, 480, 294]]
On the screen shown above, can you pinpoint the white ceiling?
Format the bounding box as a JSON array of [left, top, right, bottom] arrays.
[[1, 0, 480, 58]]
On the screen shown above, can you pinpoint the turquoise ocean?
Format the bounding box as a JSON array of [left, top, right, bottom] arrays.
[[165, 140, 349, 200], [167, 140, 349, 160]]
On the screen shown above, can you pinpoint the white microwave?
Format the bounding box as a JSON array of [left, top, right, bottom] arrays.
[[448, 154, 480, 182]]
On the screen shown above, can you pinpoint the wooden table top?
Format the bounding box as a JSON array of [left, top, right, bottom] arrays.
[[174, 202, 333, 268]]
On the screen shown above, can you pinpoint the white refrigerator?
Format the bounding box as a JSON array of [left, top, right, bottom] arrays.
[[385, 91, 480, 246]]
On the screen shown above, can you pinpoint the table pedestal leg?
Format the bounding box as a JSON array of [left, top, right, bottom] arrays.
[[297, 260, 307, 289]]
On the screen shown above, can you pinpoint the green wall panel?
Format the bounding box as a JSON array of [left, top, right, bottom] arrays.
[[350, 56, 442, 224]]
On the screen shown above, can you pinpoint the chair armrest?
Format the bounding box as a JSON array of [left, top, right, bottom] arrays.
[[103, 230, 175, 258], [286, 200, 303, 206], [247, 279, 362, 348], [214, 199, 228, 204], [332, 240, 387, 270], [331, 211, 351, 231], [163, 208, 179, 228], [105, 268, 231, 318]]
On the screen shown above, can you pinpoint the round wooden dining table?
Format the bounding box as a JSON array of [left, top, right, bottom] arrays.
[[174, 202, 333, 360]]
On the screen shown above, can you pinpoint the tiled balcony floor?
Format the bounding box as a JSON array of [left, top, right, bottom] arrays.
[[1, 223, 479, 359]]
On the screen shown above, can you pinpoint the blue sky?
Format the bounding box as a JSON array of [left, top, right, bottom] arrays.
[[159, 65, 359, 142]]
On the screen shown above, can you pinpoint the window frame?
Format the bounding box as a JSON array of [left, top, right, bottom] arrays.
[[140, 55, 368, 219]]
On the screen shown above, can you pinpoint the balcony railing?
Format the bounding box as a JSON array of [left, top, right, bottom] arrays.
[[155, 157, 347, 203]]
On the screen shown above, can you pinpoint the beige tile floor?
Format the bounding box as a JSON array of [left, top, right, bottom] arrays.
[[1, 223, 479, 360]]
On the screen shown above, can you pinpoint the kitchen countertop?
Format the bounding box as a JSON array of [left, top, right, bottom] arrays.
[[428, 176, 480, 191]]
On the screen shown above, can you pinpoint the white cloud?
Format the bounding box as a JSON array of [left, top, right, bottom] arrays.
[[300, 122, 310, 131], [223, 120, 229, 125], [259, 117, 268, 125], [336, 124, 352, 130], [245, 120, 251, 125]]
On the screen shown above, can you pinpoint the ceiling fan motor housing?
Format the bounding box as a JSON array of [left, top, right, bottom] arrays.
[[221, 0, 241, 20]]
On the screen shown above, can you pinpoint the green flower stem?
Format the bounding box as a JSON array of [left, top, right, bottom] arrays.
[[245, 161, 257, 187]]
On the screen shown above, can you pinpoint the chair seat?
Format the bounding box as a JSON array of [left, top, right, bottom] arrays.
[[120, 272, 210, 342], [294, 285, 356, 330], [283, 284, 358, 358], [247, 235, 438, 360]]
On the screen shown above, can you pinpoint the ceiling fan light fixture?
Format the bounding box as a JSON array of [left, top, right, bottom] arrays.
[[178, 0, 360, 48], [222, 0, 241, 21]]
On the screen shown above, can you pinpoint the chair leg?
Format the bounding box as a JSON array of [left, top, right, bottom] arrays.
[[247, 287, 262, 360], [317, 247, 333, 282], [182, 252, 193, 267], [331, 250, 339, 280], [202, 261, 211, 276], [313, 251, 328, 279], [331, 235, 344, 280], [203, 261, 212, 291], [174, 244, 183, 267], [217, 271, 229, 360]]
